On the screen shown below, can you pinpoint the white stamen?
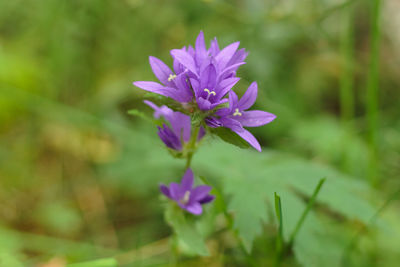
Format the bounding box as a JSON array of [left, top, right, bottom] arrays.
[[203, 88, 216, 100], [167, 74, 176, 82], [180, 191, 191, 205], [233, 108, 242, 116]]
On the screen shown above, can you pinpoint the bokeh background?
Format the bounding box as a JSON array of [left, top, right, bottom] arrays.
[[1, 0, 400, 266]]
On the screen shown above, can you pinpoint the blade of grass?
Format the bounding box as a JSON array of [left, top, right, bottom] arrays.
[[274, 192, 284, 267], [339, 4, 355, 125], [366, 0, 382, 186], [288, 178, 326, 247]]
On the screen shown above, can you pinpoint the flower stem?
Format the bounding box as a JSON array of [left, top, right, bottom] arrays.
[[288, 178, 326, 247], [185, 125, 200, 169]]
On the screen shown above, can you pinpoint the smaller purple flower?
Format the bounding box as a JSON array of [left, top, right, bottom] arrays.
[[145, 101, 205, 151], [208, 82, 276, 151], [160, 168, 215, 215]]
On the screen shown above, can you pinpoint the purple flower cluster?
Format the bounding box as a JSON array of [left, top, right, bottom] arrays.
[[134, 31, 276, 151], [160, 168, 214, 215], [144, 100, 205, 151]]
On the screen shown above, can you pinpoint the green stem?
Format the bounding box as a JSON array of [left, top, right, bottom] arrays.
[[339, 3, 356, 174], [366, 0, 382, 186], [339, 3, 355, 125], [199, 176, 256, 266], [185, 126, 200, 169], [288, 178, 326, 247], [274, 192, 284, 267]]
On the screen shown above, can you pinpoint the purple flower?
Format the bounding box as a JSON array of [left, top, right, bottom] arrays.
[[133, 31, 247, 111], [160, 168, 215, 215], [144, 100, 205, 151], [208, 82, 276, 151]]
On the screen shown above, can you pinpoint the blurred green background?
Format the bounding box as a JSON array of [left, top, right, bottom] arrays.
[[1, 0, 400, 266]]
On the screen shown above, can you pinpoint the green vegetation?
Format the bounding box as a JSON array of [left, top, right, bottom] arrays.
[[1, 0, 399, 266]]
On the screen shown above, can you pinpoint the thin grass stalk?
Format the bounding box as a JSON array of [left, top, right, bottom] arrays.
[[288, 178, 326, 247], [366, 0, 382, 185], [339, 4, 355, 125], [274, 192, 284, 267]]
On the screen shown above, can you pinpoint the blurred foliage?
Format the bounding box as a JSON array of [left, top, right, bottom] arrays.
[[1, 0, 400, 266]]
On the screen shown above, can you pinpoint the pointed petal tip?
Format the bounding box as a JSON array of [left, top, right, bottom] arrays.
[[160, 184, 171, 198], [185, 203, 203, 215], [181, 168, 194, 191]]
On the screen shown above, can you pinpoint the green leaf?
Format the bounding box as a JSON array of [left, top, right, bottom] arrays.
[[164, 204, 209, 256], [193, 142, 378, 264], [67, 258, 118, 267], [224, 176, 270, 252], [127, 109, 159, 125], [211, 127, 250, 149]]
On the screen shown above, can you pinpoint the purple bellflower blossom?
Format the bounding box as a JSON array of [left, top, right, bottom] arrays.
[[160, 168, 215, 215], [134, 31, 276, 152], [133, 31, 247, 111], [207, 82, 276, 151], [144, 100, 205, 151]]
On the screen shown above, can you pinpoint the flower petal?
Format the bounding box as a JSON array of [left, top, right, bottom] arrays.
[[169, 182, 182, 200], [133, 81, 165, 92], [167, 111, 191, 143], [200, 64, 217, 90], [191, 185, 212, 202], [209, 37, 220, 55], [235, 110, 276, 127], [238, 82, 258, 110], [205, 116, 223, 128], [149, 56, 173, 85], [209, 98, 228, 110], [228, 48, 248, 66], [134, 81, 181, 101], [143, 100, 173, 119], [189, 78, 201, 99], [157, 125, 182, 151], [188, 45, 195, 57], [170, 49, 198, 76], [185, 202, 203, 215], [181, 168, 194, 192], [160, 184, 171, 198], [218, 62, 245, 80], [215, 41, 240, 70], [199, 195, 215, 204], [216, 77, 240, 99], [232, 127, 262, 152], [219, 117, 243, 132], [195, 31, 208, 65], [143, 100, 159, 111], [215, 107, 231, 117], [197, 126, 206, 140], [197, 97, 212, 111], [228, 90, 239, 112], [174, 73, 193, 101]]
